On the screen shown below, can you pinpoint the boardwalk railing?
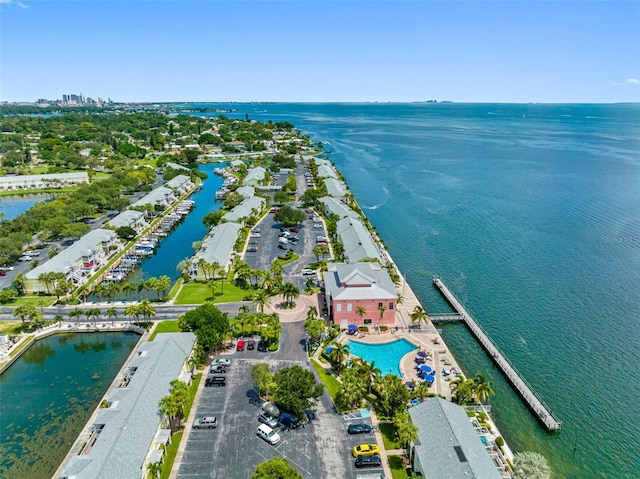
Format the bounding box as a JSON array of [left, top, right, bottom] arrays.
[[429, 313, 464, 322], [433, 277, 562, 431]]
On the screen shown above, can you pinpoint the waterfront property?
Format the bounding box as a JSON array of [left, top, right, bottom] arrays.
[[56, 332, 196, 479], [235, 185, 255, 199], [0, 172, 89, 191], [166, 162, 190, 172], [323, 262, 397, 327], [107, 209, 147, 232], [336, 217, 382, 262], [409, 398, 503, 479], [24, 228, 119, 294], [347, 337, 417, 376], [323, 177, 348, 199], [165, 174, 194, 195], [130, 186, 176, 210], [222, 196, 266, 223], [243, 166, 267, 186], [319, 196, 360, 220], [189, 221, 241, 280]]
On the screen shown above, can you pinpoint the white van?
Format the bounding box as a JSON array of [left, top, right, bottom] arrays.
[[257, 424, 281, 445]]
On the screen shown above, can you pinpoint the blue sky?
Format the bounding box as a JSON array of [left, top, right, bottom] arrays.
[[1, 1, 639, 103]]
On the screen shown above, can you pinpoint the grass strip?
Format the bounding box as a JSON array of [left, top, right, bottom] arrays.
[[310, 358, 340, 401], [379, 422, 401, 450], [388, 455, 408, 479], [148, 320, 181, 341]]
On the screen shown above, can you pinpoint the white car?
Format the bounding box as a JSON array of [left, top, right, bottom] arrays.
[[193, 416, 217, 429], [212, 358, 231, 366], [302, 269, 315, 275], [257, 424, 281, 445], [0, 266, 14, 271]]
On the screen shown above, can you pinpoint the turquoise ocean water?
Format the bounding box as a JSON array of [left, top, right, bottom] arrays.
[[194, 103, 639, 478]]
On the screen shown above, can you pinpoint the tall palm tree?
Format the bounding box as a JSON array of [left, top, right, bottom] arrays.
[[121, 281, 136, 298], [377, 304, 387, 327], [393, 411, 419, 456], [409, 305, 429, 328], [69, 307, 83, 324], [138, 300, 156, 322], [355, 358, 381, 394], [281, 282, 299, 308], [306, 305, 318, 320], [90, 308, 101, 325], [124, 304, 139, 323], [252, 290, 271, 314], [473, 373, 495, 404], [329, 342, 350, 374], [356, 306, 367, 325], [105, 307, 118, 325]]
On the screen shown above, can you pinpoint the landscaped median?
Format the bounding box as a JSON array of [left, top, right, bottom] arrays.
[[310, 358, 341, 405]]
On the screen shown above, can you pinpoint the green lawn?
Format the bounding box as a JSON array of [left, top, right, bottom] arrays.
[[388, 455, 408, 479], [0, 187, 77, 197], [273, 252, 300, 267], [174, 282, 249, 305], [149, 320, 181, 341], [8, 337, 34, 358], [310, 358, 341, 403], [6, 296, 57, 308], [159, 431, 183, 479], [379, 422, 401, 450], [0, 321, 23, 335]]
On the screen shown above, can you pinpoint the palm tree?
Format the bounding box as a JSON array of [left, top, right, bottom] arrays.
[[93, 283, 107, 302], [121, 281, 136, 298], [105, 307, 118, 325], [329, 342, 350, 374], [124, 304, 140, 323], [138, 300, 156, 322], [69, 307, 83, 324], [281, 282, 299, 308], [355, 306, 367, 325], [158, 395, 180, 433], [396, 293, 404, 306], [473, 373, 495, 404], [393, 411, 419, 456], [252, 290, 271, 314], [451, 376, 475, 405], [354, 358, 381, 394], [147, 462, 162, 479], [409, 305, 429, 328], [106, 282, 120, 301], [89, 308, 101, 325], [137, 279, 150, 299], [377, 304, 387, 327], [306, 305, 318, 320]]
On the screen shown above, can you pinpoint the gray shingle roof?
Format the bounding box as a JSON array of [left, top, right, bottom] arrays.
[[323, 178, 348, 198], [409, 398, 501, 479], [165, 162, 190, 171], [235, 186, 255, 199], [318, 164, 338, 179], [223, 196, 266, 222], [26, 229, 117, 279], [192, 222, 241, 268], [337, 217, 381, 262], [108, 210, 145, 229], [57, 333, 196, 479], [243, 166, 266, 185], [130, 186, 173, 208], [319, 196, 359, 220], [323, 262, 396, 301], [165, 174, 191, 190]]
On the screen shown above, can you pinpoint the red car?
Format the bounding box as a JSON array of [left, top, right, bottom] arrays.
[[0, 271, 5, 276], [270, 208, 278, 213], [236, 339, 245, 351]]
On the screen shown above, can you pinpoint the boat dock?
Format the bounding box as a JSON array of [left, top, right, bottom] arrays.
[[432, 277, 562, 432]]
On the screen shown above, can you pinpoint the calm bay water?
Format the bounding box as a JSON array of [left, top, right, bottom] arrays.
[[0, 332, 140, 479], [194, 103, 639, 478], [0, 193, 52, 221]]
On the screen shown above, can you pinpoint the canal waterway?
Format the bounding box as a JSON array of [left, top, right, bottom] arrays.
[[0, 193, 53, 221], [0, 331, 140, 479], [189, 103, 640, 478], [89, 163, 225, 302]]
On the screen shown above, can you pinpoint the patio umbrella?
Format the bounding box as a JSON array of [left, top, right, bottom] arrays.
[[420, 365, 432, 373], [417, 351, 427, 358]]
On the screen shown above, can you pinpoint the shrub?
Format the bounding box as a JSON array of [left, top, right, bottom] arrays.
[[495, 436, 505, 447], [359, 326, 369, 332], [380, 325, 388, 331]]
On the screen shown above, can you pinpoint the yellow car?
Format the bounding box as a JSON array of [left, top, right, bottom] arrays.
[[352, 443, 380, 457]]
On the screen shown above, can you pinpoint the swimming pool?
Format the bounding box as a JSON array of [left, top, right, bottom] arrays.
[[347, 337, 418, 377]]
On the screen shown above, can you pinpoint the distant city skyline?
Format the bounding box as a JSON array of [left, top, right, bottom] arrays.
[[1, 1, 639, 103]]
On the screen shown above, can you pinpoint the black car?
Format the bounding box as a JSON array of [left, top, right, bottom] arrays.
[[257, 340, 267, 352], [279, 412, 300, 429], [355, 454, 382, 469], [348, 423, 373, 435]]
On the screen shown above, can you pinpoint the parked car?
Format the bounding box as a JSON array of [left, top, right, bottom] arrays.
[[288, 226, 299, 233], [210, 365, 228, 374], [257, 340, 267, 352], [355, 454, 382, 468], [0, 271, 5, 276], [277, 244, 288, 250], [0, 266, 14, 271], [348, 423, 373, 435], [212, 358, 231, 366], [313, 223, 323, 229], [352, 444, 380, 457], [269, 208, 278, 213], [193, 416, 217, 429], [247, 246, 258, 252], [301, 269, 315, 275], [279, 412, 300, 429], [258, 411, 279, 428], [247, 339, 255, 350], [236, 339, 245, 351], [19, 256, 32, 261], [257, 424, 281, 445], [205, 376, 226, 387]]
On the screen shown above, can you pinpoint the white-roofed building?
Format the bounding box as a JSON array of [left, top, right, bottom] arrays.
[[336, 217, 381, 263], [24, 229, 119, 294], [56, 333, 196, 479], [243, 166, 267, 186], [230, 159, 245, 169], [319, 196, 359, 221], [235, 186, 255, 199], [322, 262, 397, 327], [130, 186, 176, 210], [165, 161, 190, 171], [190, 222, 241, 280], [164, 174, 193, 195], [0, 172, 89, 191], [323, 177, 348, 199], [317, 164, 338, 179], [409, 398, 503, 479], [223, 196, 266, 223], [107, 210, 147, 232]]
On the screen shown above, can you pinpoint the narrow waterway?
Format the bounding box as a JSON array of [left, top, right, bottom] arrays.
[[89, 163, 225, 302], [0, 332, 141, 479]]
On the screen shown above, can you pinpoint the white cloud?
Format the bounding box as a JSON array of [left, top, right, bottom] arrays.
[[0, 0, 28, 7], [625, 78, 640, 85]]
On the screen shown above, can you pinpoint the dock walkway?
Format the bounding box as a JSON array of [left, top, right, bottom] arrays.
[[433, 277, 562, 432]]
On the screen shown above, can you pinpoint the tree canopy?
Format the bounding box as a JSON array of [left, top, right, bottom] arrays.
[[178, 303, 229, 351], [273, 206, 306, 227], [252, 457, 302, 479], [271, 365, 323, 417]]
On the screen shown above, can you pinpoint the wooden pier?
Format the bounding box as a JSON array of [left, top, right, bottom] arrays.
[[433, 277, 562, 432]]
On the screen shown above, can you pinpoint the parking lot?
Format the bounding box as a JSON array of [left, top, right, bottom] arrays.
[[177, 322, 382, 479]]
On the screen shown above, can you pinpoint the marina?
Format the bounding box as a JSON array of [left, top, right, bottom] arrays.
[[432, 277, 562, 432]]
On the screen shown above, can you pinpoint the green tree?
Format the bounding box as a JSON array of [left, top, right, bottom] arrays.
[[115, 226, 136, 240], [328, 342, 350, 374], [251, 363, 274, 397], [252, 289, 271, 314], [409, 305, 429, 327], [473, 372, 495, 404], [393, 410, 419, 456], [355, 306, 367, 324], [374, 374, 411, 417], [304, 318, 325, 344], [377, 304, 387, 326], [271, 365, 323, 418], [178, 303, 229, 351], [252, 457, 302, 479], [13, 303, 36, 326], [336, 366, 367, 411], [513, 452, 552, 479], [105, 307, 118, 325], [273, 205, 306, 227], [280, 282, 299, 308]]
